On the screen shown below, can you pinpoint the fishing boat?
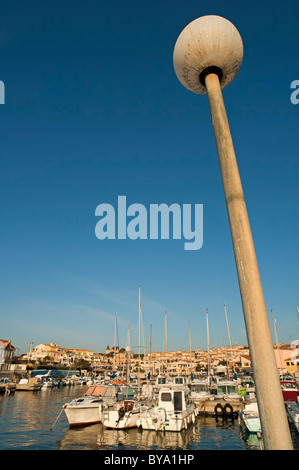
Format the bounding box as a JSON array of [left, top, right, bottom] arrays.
[[286, 397, 299, 433], [63, 385, 107, 427], [102, 398, 148, 429], [15, 377, 42, 391], [137, 385, 198, 432], [102, 293, 152, 430], [214, 380, 241, 400], [189, 379, 210, 399], [100, 385, 149, 430], [280, 378, 299, 402], [240, 402, 262, 434]]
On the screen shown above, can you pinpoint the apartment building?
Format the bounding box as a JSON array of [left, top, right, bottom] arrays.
[[0, 339, 16, 370]]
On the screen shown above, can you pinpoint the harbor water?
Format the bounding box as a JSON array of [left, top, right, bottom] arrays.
[[0, 385, 298, 451]]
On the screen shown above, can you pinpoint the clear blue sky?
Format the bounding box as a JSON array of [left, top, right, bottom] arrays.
[[0, 1, 298, 355]]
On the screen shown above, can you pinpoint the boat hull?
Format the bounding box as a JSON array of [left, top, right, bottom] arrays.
[[286, 401, 299, 433], [243, 416, 262, 433], [138, 405, 198, 432], [64, 404, 102, 426], [102, 409, 141, 429]]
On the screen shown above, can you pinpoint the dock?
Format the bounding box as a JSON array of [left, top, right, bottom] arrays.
[[194, 397, 246, 416]]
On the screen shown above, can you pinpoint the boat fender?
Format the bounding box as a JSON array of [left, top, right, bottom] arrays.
[[157, 407, 167, 423], [192, 413, 195, 423], [214, 403, 224, 416], [223, 403, 233, 416]]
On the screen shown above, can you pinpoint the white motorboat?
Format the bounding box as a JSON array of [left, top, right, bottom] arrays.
[[155, 375, 168, 390], [240, 402, 262, 434], [171, 376, 190, 387], [190, 379, 211, 399], [63, 385, 107, 427], [102, 399, 148, 429], [286, 397, 299, 433], [137, 386, 198, 432], [214, 380, 241, 400], [41, 377, 54, 389]]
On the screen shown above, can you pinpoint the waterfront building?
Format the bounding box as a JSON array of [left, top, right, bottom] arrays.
[[7, 338, 298, 379], [0, 339, 15, 371]]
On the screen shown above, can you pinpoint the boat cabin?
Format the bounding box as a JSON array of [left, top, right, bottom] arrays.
[[190, 380, 210, 396], [156, 376, 167, 386], [172, 376, 188, 386], [216, 380, 239, 398], [158, 387, 188, 413]]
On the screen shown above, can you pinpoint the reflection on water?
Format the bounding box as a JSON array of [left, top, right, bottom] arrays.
[[59, 423, 198, 450], [58, 415, 265, 451], [0, 386, 298, 451]]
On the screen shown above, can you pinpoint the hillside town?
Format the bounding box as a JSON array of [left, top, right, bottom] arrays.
[[1, 338, 298, 378]]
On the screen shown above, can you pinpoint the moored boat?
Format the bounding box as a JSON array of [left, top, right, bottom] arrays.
[[214, 380, 241, 400], [280, 379, 299, 402], [102, 399, 148, 429], [189, 379, 210, 399], [240, 402, 262, 434], [63, 385, 107, 427], [137, 385, 198, 432], [286, 397, 299, 433], [15, 377, 42, 391]]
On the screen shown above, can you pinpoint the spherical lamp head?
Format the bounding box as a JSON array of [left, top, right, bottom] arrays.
[[173, 15, 243, 94]]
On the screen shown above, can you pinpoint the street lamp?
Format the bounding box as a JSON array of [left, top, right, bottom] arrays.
[[173, 15, 293, 450]]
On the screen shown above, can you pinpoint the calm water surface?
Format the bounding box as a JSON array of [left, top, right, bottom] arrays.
[[0, 386, 298, 451]]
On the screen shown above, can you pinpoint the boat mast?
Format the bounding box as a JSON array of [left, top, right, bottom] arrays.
[[138, 287, 141, 391], [150, 323, 152, 376], [165, 311, 168, 377], [125, 325, 131, 393], [206, 308, 211, 383], [113, 315, 117, 374], [271, 309, 283, 372], [188, 321, 193, 378], [224, 304, 234, 374]]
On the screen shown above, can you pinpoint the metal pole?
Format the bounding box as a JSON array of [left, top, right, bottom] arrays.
[[204, 72, 293, 450]]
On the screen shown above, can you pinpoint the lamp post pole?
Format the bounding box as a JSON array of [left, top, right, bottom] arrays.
[[173, 15, 293, 450], [204, 71, 292, 449]]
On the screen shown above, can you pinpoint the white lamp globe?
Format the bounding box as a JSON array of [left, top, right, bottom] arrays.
[[173, 15, 243, 94]]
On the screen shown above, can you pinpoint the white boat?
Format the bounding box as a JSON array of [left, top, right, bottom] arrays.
[[214, 380, 241, 400], [286, 397, 299, 433], [63, 385, 107, 427], [171, 376, 190, 387], [41, 377, 54, 389], [102, 399, 148, 429], [240, 402, 262, 434], [190, 379, 210, 399], [137, 386, 198, 432], [155, 375, 168, 390]]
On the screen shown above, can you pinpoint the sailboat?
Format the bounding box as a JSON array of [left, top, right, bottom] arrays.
[[190, 309, 213, 403], [137, 314, 198, 432], [101, 287, 151, 429]]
